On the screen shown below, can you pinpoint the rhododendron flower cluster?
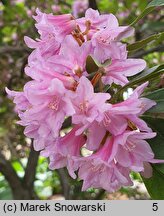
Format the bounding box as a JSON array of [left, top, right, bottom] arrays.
[[7, 8, 164, 192]]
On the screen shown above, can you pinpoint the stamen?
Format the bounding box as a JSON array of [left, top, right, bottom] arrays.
[[128, 120, 137, 130], [79, 100, 89, 113], [83, 20, 91, 35], [48, 96, 59, 111], [71, 25, 85, 46]]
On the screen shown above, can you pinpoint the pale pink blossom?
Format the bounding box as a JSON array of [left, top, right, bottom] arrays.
[[20, 79, 75, 138], [41, 126, 86, 178], [111, 131, 157, 171], [47, 35, 92, 79], [78, 139, 133, 192], [34, 9, 76, 41], [102, 58, 146, 86], [5, 88, 30, 113], [92, 26, 134, 63], [77, 8, 116, 33], [103, 82, 156, 135], [70, 76, 110, 135]]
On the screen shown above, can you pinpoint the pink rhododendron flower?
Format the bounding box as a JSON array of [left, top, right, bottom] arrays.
[[34, 9, 76, 41], [70, 76, 110, 134], [102, 58, 146, 86], [77, 139, 133, 192], [21, 79, 75, 138], [92, 24, 134, 63], [47, 35, 92, 79], [102, 82, 156, 135], [5, 88, 30, 113], [77, 8, 115, 33], [110, 131, 157, 169], [6, 7, 163, 194], [41, 126, 86, 178]]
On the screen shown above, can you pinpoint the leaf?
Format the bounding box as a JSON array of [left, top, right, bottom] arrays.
[[136, 65, 164, 80], [127, 65, 164, 88], [86, 56, 99, 74], [141, 22, 164, 32], [142, 116, 164, 175], [141, 116, 164, 199], [148, 0, 164, 7], [142, 168, 164, 199], [144, 88, 164, 114], [130, 0, 164, 26], [127, 32, 164, 52], [113, 65, 164, 101], [147, 100, 164, 114], [144, 88, 164, 101]]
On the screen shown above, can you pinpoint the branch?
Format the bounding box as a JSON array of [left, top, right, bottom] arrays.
[[0, 152, 22, 193], [131, 44, 164, 58], [23, 141, 39, 191], [56, 168, 71, 200], [89, 0, 98, 10]]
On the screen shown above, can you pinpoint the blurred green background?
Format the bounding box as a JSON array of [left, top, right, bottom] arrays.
[[0, 0, 163, 200]]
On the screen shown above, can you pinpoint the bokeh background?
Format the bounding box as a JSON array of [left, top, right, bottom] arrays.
[[0, 0, 163, 200]]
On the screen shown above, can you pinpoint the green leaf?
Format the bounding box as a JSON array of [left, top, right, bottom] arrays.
[[86, 56, 99, 74], [142, 116, 164, 175], [145, 88, 164, 114], [141, 116, 164, 199], [141, 22, 164, 33], [144, 88, 164, 101], [127, 32, 164, 52], [113, 65, 164, 101], [147, 100, 164, 114], [148, 0, 164, 7], [130, 0, 164, 26], [142, 168, 164, 199]]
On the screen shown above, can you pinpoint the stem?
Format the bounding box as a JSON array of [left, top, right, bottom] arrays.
[[23, 142, 39, 193]]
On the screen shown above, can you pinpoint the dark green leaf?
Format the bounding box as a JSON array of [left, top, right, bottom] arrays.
[[142, 116, 164, 174], [130, 0, 164, 26], [144, 88, 164, 101], [113, 65, 164, 101], [86, 56, 99, 74], [146, 100, 164, 114], [142, 168, 164, 199], [148, 0, 164, 7], [127, 33, 164, 52], [141, 116, 164, 199], [144, 88, 164, 114]]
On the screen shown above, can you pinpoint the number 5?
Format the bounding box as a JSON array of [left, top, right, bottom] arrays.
[[152, 203, 158, 211]]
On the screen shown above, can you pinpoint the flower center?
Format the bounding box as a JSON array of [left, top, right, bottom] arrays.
[[123, 140, 136, 152], [48, 96, 60, 111], [73, 65, 83, 77], [79, 100, 89, 113]]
